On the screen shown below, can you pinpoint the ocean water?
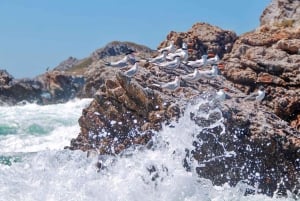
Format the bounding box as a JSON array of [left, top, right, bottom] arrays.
[[0, 98, 295, 201]]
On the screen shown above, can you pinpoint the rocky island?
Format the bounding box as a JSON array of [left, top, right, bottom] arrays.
[[0, 0, 299, 198]]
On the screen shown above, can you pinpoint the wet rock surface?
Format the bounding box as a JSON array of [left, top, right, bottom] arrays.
[[190, 99, 300, 197]]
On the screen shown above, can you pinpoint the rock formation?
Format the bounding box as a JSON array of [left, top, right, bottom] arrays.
[[1, 0, 299, 197], [223, 0, 300, 132], [68, 12, 299, 196]]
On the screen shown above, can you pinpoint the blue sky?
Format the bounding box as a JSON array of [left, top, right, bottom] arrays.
[[0, 0, 271, 78]]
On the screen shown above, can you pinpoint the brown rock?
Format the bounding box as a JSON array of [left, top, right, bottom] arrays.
[[157, 22, 237, 60], [276, 39, 300, 54]]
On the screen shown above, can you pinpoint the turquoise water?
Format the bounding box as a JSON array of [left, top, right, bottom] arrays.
[[0, 98, 295, 201]]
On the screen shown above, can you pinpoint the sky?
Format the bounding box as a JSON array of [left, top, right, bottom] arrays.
[[0, 0, 271, 79]]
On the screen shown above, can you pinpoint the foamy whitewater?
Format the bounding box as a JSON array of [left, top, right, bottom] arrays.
[[0, 98, 294, 201]]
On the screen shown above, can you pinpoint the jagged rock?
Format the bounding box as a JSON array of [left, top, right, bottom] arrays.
[[157, 22, 237, 60], [0, 69, 14, 86], [53, 56, 80, 71], [69, 60, 194, 153], [260, 0, 300, 28]]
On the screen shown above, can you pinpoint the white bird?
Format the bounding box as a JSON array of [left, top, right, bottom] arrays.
[[167, 42, 188, 61], [182, 68, 202, 82], [174, 42, 188, 53], [206, 54, 220, 65], [105, 55, 130, 67], [124, 61, 139, 77], [148, 51, 167, 64], [158, 41, 175, 53], [186, 55, 208, 68], [157, 56, 181, 70], [152, 76, 181, 91], [244, 86, 265, 102], [215, 89, 231, 101], [160, 76, 181, 90], [256, 88, 265, 102], [105, 50, 136, 67], [199, 65, 219, 80]]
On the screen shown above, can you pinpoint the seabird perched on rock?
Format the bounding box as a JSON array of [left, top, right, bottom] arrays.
[[152, 76, 181, 91], [206, 54, 220, 65], [215, 89, 231, 101], [185, 55, 208, 68], [158, 41, 175, 53], [198, 65, 219, 80], [244, 86, 266, 102], [123, 61, 139, 77], [105, 49, 136, 67], [182, 68, 202, 82], [156, 55, 181, 70], [148, 50, 168, 64], [166, 42, 188, 61]]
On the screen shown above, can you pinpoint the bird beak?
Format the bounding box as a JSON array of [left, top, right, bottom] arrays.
[[223, 87, 229, 92], [218, 63, 225, 70], [208, 53, 215, 58]]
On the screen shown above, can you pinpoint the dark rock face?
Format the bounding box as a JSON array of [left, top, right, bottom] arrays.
[[190, 100, 300, 197]]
